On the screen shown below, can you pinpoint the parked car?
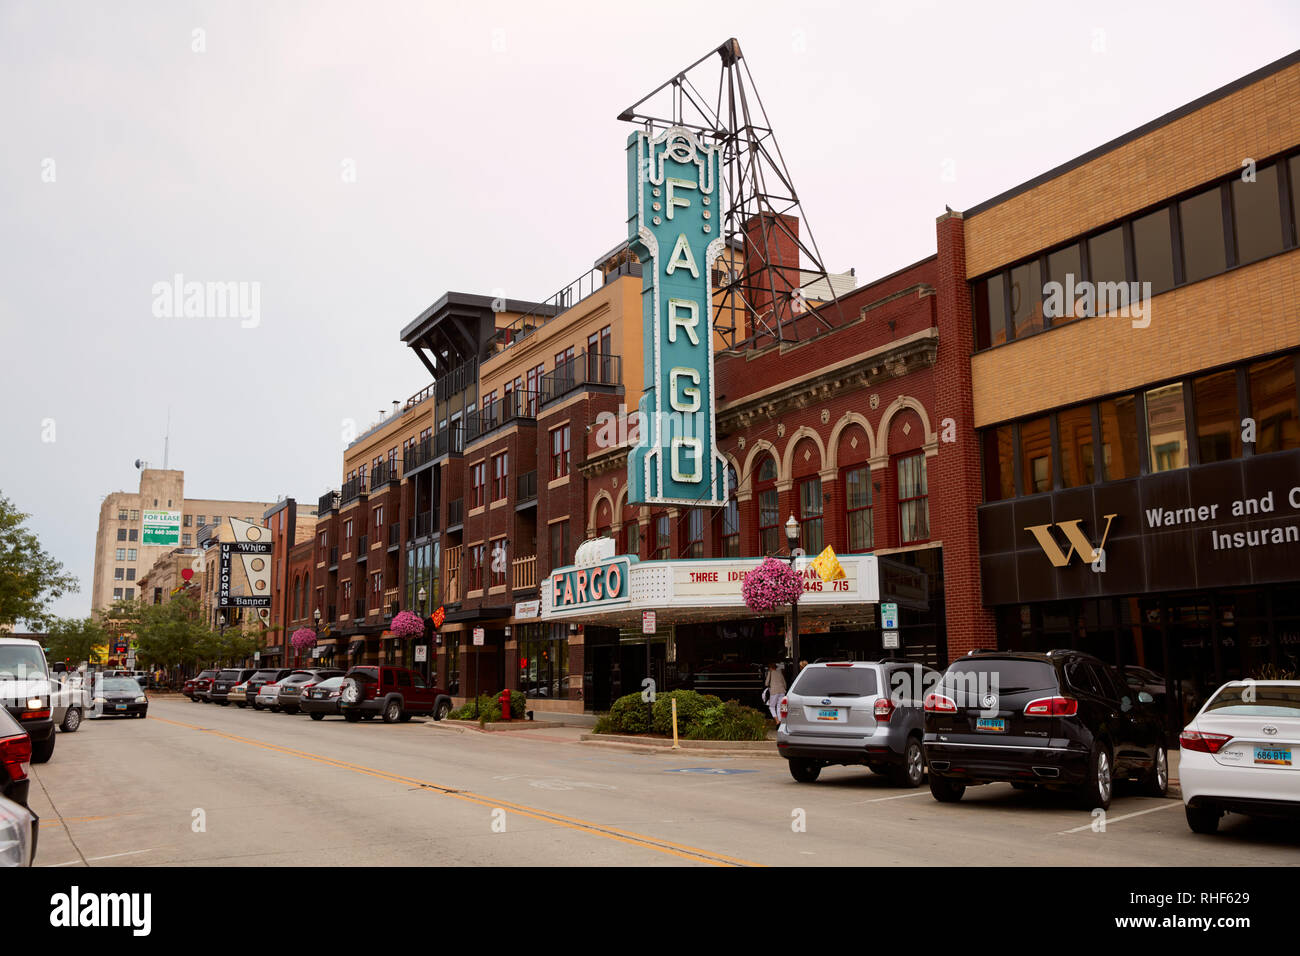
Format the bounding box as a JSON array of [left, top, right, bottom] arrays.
[[192, 669, 220, 702], [244, 668, 293, 706], [0, 793, 37, 867], [277, 670, 346, 714], [255, 680, 284, 712], [182, 676, 198, 700], [90, 677, 149, 719], [777, 659, 941, 786], [50, 673, 89, 733], [923, 650, 1168, 810], [338, 666, 452, 723], [0, 637, 56, 763], [210, 668, 257, 706], [1180, 680, 1300, 834], [0, 707, 34, 808], [300, 677, 347, 720]]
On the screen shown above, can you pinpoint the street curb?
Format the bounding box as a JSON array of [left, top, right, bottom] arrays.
[[422, 719, 568, 734], [579, 733, 781, 758]]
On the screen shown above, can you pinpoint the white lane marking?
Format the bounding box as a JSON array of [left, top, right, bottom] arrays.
[[855, 790, 934, 804], [1058, 801, 1180, 834], [44, 847, 162, 867]]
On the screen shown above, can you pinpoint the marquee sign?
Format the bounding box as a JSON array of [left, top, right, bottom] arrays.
[[549, 556, 632, 612], [626, 126, 728, 507]]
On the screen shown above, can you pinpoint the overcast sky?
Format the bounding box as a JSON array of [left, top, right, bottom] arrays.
[[2, 0, 1297, 622]]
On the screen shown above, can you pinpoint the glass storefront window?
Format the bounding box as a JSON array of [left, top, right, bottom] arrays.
[[1008, 259, 1043, 339], [518, 624, 570, 699], [972, 273, 1007, 350], [1179, 187, 1227, 284], [1145, 383, 1188, 472], [1248, 355, 1299, 453], [1193, 370, 1241, 463], [1232, 164, 1284, 265], [1018, 416, 1053, 493], [1133, 207, 1176, 296], [981, 426, 1015, 501], [1057, 405, 1094, 488], [1098, 395, 1140, 480]]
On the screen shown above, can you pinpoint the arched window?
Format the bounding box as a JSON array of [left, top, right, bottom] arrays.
[[755, 454, 780, 554], [720, 464, 740, 556], [838, 423, 874, 552]]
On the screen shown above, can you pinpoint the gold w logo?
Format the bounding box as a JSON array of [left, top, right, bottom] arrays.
[[1024, 514, 1118, 567]]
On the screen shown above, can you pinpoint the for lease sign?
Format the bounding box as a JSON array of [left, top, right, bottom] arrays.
[[141, 510, 181, 546]]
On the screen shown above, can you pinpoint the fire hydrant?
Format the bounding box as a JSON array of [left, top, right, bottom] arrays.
[[498, 688, 511, 721]]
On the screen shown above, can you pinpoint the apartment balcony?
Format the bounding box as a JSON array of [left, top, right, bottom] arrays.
[[371, 459, 400, 490], [319, 490, 340, 515], [489, 256, 639, 356], [383, 588, 400, 617], [340, 475, 368, 505], [356, 535, 369, 561], [539, 350, 621, 405], [433, 359, 478, 404], [329, 547, 339, 569], [466, 389, 539, 444], [388, 522, 400, 549], [408, 511, 434, 539], [512, 554, 537, 592], [405, 436, 434, 473], [447, 498, 464, 528], [516, 470, 537, 506], [354, 599, 366, 621], [434, 423, 464, 458]]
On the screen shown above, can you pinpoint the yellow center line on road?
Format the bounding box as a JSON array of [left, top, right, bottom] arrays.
[[149, 715, 763, 867]]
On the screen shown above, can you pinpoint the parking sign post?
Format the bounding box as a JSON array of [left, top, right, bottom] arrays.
[[472, 627, 485, 718]]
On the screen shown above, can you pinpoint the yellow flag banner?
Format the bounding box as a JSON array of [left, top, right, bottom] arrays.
[[810, 545, 846, 582]]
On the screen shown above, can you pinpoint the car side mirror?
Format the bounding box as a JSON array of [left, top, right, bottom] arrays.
[[1138, 691, 1154, 704], [1120, 696, 1132, 712]]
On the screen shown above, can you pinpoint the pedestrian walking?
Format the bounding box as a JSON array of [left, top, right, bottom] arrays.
[[762, 661, 787, 720]]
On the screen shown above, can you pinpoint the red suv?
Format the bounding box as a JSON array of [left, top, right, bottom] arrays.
[[338, 666, 451, 723]]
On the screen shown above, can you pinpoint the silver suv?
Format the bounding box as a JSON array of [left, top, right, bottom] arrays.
[[777, 659, 940, 786]]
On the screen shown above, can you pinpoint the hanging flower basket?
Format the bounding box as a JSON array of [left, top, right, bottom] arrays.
[[390, 610, 425, 639], [290, 628, 317, 650], [741, 556, 803, 614]]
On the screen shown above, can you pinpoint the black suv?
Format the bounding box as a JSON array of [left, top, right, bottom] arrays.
[[210, 668, 258, 705], [923, 650, 1168, 810], [245, 668, 293, 707]]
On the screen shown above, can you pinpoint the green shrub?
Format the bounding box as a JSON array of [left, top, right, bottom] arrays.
[[605, 691, 653, 734], [592, 714, 614, 735], [448, 691, 526, 722], [651, 690, 723, 736], [685, 700, 770, 741]]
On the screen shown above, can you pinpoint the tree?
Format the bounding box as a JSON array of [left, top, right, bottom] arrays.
[[45, 616, 107, 667], [133, 593, 209, 671], [0, 492, 80, 629]]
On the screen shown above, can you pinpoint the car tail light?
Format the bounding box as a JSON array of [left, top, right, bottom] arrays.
[[924, 693, 956, 713], [874, 697, 896, 721], [779, 696, 788, 720], [0, 733, 32, 780], [19, 709, 51, 721], [1024, 696, 1078, 717], [1180, 730, 1232, 754]]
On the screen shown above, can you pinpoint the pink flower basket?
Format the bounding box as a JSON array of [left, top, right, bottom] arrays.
[[741, 556, 803, 614], [390, 610, 425, 639], [290, 628, 317, 650]]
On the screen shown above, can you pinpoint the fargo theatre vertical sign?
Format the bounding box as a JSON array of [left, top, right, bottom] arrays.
[[626, 127, 729, 507]]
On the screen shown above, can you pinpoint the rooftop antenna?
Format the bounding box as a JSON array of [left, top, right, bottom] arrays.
[[618, 37, 842, 349]]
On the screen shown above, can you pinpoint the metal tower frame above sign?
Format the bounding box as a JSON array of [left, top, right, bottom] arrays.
[[618, 37, 842, 349]]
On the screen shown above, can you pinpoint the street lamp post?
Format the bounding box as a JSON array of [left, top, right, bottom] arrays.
[[313, 607, 321, 667], [217, 612, 227, 670], [785, 515, 802, 668], [417, 586, 428, 680]]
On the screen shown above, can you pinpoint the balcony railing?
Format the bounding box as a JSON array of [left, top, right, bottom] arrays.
[[319, 490, 340, 515], [357, 535, 369, 560], [466, 389, 539, 443], [512, 554, 536, 592], [383, 588, 400, 617], [516, 470, 537, 502], [447, 498, 464, 527], [433, 423, 464, 458], [403, 382, 435, 412], [341, 475, 368, 504], [445, 545, 462, 604], [434, 359, 478, 404], [329, 547, 339, 567], [539, 351, 621, 405], [371, 459, 399, 489], [405, 436, 434, 472], [388, 522, 400, 547], [354, 599, 366, 620]]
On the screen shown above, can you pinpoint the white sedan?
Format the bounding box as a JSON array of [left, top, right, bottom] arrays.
[[254, 682, 282, 712], [1179, 680, 1300, 834]]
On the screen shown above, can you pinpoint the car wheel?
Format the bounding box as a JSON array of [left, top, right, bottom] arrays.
[[31, 735, 55, 763], [270, 706, 280, 713], [344, 711, 361, 723], [253, 702, 263, 711], [434, 700, 451, 721], [1143, 743, 1169, 797], [788, 759, 821, 783], [399, 712, 413, 722], [310, 712, 325, 721], [220, 701, 229, 706], [1185, 804, 1221, 834], [1078, 742, 1113, 811], [929, 773, 965, 803], [61, 707, 82, 733], [237, 703, 247, 709], [383, 699, 402, 724], [892, 737, 925, 788]]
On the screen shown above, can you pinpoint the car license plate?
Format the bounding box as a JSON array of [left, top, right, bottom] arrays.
[[1254, 746, 1292, 766], [816, 708, 842, 721], [976, 718, 1006, 732], [115, 704, 127, 711]]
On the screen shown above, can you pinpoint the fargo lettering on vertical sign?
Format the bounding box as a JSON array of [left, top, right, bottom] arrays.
[[626, 126, 729, 506], [550, 557, 632, 611]]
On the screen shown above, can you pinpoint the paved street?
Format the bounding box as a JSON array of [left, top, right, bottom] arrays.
[[25, 698, 1300, 867]]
